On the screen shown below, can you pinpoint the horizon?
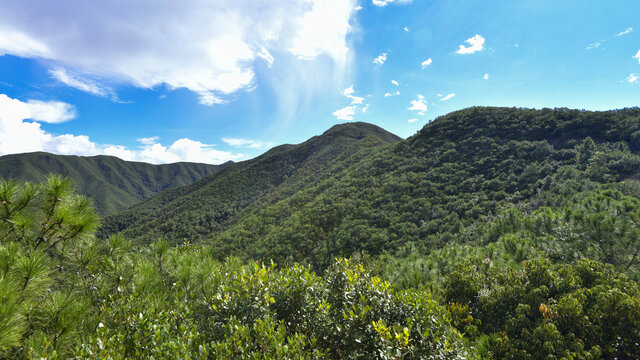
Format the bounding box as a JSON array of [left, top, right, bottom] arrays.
[[1, 0, 639, 164]]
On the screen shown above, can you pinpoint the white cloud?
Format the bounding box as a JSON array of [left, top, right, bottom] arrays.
[[404, 27, 409, 32], [408, 94, 427, 113], [408, 118, 418, 123], [0, 94, 94, 156], [0, 28, 50, 57], [372, 0, 393, 6], [615, 27, 633, 37], [421, 58, 432, 68], [456, 34, 485, 55], [343, 86, 355, 97], [50, 67, 113, 98], [440, 93, 455, 101], [333, 105, 357, 120], [350, 96, 364, 105], [106, 139, 243, 164], [483, 73, 489, 80], [0, 93, 242, 164], [222, 138, 273, 149], [0, 0, 358, 105], [627, 73, 639, 84], [342, 85, 364, 104], [289, 0, 356, 61], [372, 0, 412, 6], [391, 80, 399, 86], [24, 100, 76, 123], [634, 50, 640, 64], [137, 136, 159, 145], [128, 138, 243, 164], [373, 52, 388, 65], [384, 91, 400, 97], [256, 47, 274, 67], [361, 104, 369, 112]]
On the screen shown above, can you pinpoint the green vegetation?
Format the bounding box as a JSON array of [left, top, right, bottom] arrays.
[[0, 152, 225, 214], [99, 122, 401, 242], [102, 107, 640, 272], [3, 107, 640, 358]]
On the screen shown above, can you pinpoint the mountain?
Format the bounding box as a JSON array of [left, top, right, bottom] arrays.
[[101, 107, 640, 271], [98, 122, 402, 241], [6, 108, 640, 359], [0, 152, 228, 214]]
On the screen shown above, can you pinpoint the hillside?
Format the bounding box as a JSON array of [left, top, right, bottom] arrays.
[[0, 152, 227, 214], [99, 122, 402, 241], [4, 108, 640, 359], [101, 107, 640, 272]]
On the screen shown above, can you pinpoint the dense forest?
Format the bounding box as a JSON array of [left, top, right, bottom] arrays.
[[2, 107, 640, 358], [0, 152, 226, 214]]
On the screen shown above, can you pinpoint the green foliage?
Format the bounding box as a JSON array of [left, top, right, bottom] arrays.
[[443, 258, 640, 359], [100, 122, 401, 245], [101, 107, 640, 272], [5, 106, 640, 358], [0, 152, 224, 214], [0, 176, 99, 357]]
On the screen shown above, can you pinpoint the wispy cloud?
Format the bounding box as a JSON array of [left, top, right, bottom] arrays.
[[50, 67, 115, 99], [403, 27, 409, 32], [586, 41, 603, 50], [408, 118, 418, 123], [456, 35, 485, 55], [615, 27, 633, 37], [440, 93, 455, 101], [634, 50, 640, 64], [391, 80, 399, 86], [222, 138, 274, 149], [627, 73, 639, 84], [384, 91, 400, 97], [421, 58, 433, 68], [373, 52, 388, 65], [483, 73, 489, 80]]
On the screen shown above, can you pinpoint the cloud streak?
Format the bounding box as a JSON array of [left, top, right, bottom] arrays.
[[222, 138, 274, 149], [615, 27, 633, 37], [440, 93, 455, 101]]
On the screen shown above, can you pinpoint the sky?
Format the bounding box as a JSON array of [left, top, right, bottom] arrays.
[[0, 0, 639, 164]]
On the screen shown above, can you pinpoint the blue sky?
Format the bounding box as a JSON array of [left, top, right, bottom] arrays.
[[0, 0, 638, 164]]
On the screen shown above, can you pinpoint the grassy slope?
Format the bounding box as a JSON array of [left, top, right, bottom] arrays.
[[0, 152, 226, 214]]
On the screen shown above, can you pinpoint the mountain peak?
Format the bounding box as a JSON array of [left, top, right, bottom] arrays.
[[321, 122, 402, 143]]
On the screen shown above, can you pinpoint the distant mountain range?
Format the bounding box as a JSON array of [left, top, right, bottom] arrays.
[[0, 152, 229, 214]]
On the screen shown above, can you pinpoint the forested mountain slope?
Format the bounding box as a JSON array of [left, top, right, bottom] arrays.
[[99, 122, 401, 241], [4, 108, 640, 359], [0, 152, 226, 214], [102, 107, 640, 272]]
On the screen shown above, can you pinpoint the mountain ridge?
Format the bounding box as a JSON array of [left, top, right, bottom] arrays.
[[98, 121, 402, 241], [100, 106, 640, 271], [0, 151, 228, 214]]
